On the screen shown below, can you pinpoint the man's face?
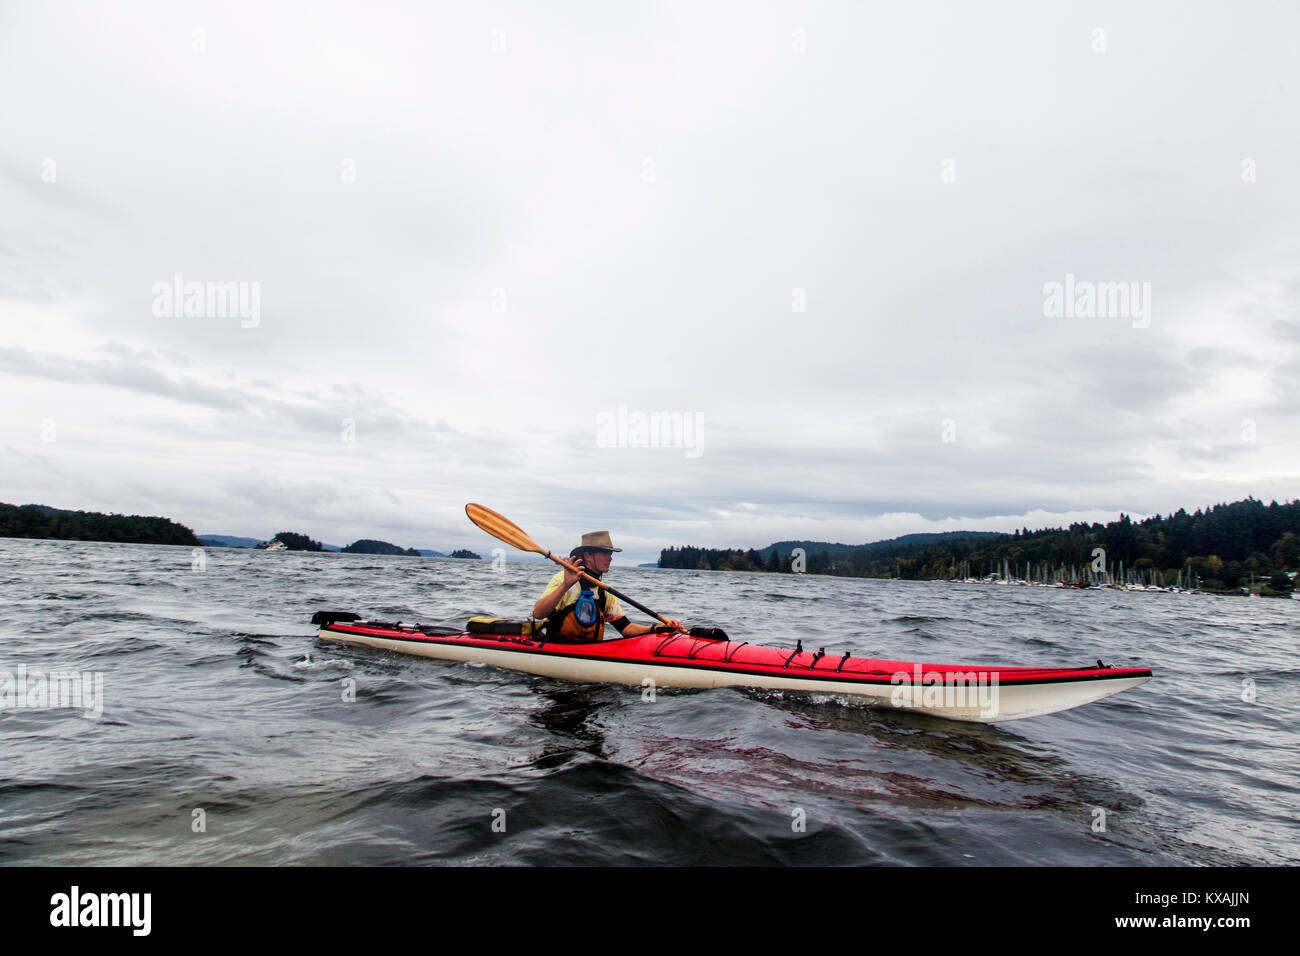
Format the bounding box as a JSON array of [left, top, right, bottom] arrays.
[[584, 549, 613, 574]]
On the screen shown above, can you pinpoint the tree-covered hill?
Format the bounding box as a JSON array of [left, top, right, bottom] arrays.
[[663, 531, 1004, 574], [341, 539, 421, 556], [0, 502, 200, 546], [659, 497, 1300, 589], [273, 532, 324, 552], [760, 531, 1003, 561]]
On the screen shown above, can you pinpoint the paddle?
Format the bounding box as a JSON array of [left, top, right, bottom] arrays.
[[464, 503, 693, 635]]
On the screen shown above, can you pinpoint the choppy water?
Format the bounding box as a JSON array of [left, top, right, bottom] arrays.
[[1, 538, 1296, 865]]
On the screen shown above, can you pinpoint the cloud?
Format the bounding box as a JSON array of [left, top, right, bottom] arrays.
[[2, 2, 1300, 561], [0, 344, 249, 412]]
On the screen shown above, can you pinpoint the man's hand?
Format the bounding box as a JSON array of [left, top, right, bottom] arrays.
[[562, 556, 587, 589], [533, 557, 590, 620]]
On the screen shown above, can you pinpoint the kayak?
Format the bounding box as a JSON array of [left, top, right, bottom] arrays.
[[312, 613, 1152, 723]]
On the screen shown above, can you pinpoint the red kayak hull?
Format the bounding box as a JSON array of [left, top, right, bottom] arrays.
[[317, 620, 1152, 723]]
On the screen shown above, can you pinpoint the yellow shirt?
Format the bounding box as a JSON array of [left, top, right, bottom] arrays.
[[540, 570, 624, 620]]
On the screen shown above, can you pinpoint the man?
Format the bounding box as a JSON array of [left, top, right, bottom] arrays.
[[532, 531, 684, 642]]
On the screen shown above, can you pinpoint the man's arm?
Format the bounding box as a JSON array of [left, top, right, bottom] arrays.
[[532, 585, 567, 620], [611, 616, 684, 638]]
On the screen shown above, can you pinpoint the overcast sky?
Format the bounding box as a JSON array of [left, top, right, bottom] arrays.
[[2, 0, 1298, 563]]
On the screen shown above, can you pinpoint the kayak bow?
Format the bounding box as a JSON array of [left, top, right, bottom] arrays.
[[314, 615, 1152, 723]]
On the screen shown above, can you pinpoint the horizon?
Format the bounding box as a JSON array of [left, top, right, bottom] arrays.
[[9, 493, 1295, 566]]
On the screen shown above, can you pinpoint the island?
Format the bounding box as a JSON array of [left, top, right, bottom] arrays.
[[269, 532, 325, 552], [341, 539, 422, 556]]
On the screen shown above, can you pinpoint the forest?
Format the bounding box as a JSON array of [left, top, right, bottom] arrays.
[[659, 497, 1300, 592], [341, 539, 421, 556], [0, 503, 200, 546]]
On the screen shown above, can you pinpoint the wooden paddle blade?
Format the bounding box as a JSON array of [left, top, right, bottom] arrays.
[[464, 503, 545, 555]]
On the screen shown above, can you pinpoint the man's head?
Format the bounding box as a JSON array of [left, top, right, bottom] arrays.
[[570, 531, 620, 577]]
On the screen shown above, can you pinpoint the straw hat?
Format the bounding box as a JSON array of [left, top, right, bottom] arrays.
[[577, 531, 621, 552]]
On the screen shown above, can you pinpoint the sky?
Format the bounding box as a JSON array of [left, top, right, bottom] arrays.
[[2, 0, 1298, 564]]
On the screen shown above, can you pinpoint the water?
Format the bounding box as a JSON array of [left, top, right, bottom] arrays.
[[1, 538, 1296, 865]]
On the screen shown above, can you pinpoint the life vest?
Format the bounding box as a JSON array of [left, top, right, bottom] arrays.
[[545, 586, 610, 643]]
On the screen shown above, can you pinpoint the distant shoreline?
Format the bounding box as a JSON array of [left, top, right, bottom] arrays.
[[7, 495, 1297, 597], [0, 503, 467, 557], [658, 496, 1299, 598], [0, 535, 494, 560]]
